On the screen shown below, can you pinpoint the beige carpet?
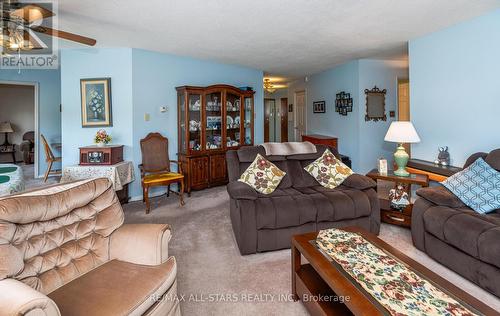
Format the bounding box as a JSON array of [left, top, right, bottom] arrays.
[[123, 186, 500, 315]]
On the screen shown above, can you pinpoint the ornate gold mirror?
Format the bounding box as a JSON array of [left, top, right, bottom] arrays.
[[364, 86, 387, 122]]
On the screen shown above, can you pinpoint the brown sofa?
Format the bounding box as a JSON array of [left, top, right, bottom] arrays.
[[0, 178, 180, 316], [226, 144, 380, 255], [412, 149, 500, 297]]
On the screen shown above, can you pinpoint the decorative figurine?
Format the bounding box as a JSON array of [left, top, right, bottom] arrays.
[[389, 183, 410, 210], [434, 146, 450, 166]]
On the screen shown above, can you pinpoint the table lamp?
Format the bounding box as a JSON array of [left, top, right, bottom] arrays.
[[0, 122, 14, 146], [384, 121, 421, 177]]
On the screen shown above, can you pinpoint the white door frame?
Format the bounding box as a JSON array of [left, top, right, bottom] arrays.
[[0, 80, 39, 177], [294, 89, 307, 141]]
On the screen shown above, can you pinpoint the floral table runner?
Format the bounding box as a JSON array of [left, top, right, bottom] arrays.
[[316, 228, 481, 316]]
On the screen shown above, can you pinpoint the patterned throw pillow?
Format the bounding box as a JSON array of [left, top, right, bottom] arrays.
[[442, 158, 500, 214], [238, 154, 286, 194], [304, 149, 353, 189]]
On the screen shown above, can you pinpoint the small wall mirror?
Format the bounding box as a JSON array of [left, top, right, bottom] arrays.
[[365, 86, 387, 122]]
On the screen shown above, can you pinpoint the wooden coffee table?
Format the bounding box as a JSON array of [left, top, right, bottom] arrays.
[[291, 227, 498, 316]]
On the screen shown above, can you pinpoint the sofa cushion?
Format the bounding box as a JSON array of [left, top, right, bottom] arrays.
[[304, 149, 353, 189], [306, 186, 372, 222], [255, 185, 374, 230], [423, 206, 500, 268], [239, 154, 287, 194], [442, 158, 500, 214], [416, 186, 466, 208], [48, 258, 177, 316], [255, 188, 316, 229]]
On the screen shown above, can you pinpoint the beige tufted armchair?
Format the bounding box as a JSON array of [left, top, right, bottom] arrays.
[[0, 178, 181, 316]]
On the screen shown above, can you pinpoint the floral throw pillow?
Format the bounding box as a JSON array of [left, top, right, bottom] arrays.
[[238, 154, 286, 194], [304, 149, 353, 189]]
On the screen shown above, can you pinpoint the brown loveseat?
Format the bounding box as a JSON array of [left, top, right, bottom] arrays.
[[226, 144, 380, 255], [412, 149, 500, 297], [0, 178, 180, 316]]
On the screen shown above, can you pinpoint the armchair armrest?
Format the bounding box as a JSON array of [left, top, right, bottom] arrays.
[[170, 160, 183, 173], [0, 279, 60, 316], [227, 181, 258, 200], [110, 223, 172, 265], [343, 174, 377, 190], [416, 186, 466, 208]]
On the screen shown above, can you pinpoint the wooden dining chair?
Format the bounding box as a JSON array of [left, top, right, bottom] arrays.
[[40, 134, 62, 182], [139, 132, 185, 213]]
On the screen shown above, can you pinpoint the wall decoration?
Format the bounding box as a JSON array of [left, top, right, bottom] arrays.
[[80, 78, 112, 127], [365, 86, 387, 122], [335, 91, 353, 116], [313, 101, 326, 113]]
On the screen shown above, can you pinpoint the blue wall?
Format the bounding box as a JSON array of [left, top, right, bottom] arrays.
[[304, 59, 407, 172], [61, 48, 134, 169], [61, 48, 263, 199], [307, 61, 361, 168], [358, 59, 408, 173], [131, 49, 263, 198], [410, 9, 500, 166], [0, 69, 61, 176]]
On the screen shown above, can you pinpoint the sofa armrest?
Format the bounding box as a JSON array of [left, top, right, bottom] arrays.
[[110, 224, 172, 265], [0, 279, 60, 316], [416, 186, 466, 208], [227, 181, 258, 200], [343, 174, 377, 190]]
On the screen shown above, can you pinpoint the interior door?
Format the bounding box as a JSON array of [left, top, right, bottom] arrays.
[[264, 98, 275, 142], [294, 91, 306, 141], [280, 98, 288, 142], [398, 79, 410, 154]]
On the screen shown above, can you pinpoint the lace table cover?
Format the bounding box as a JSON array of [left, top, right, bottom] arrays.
[[61, 161, 135, 191], [316, 229, 480, 316]]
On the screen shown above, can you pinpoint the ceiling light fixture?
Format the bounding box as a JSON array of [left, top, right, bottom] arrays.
[[263, 79, 276, 93]]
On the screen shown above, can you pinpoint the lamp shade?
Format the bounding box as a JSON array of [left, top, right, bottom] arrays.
[[0, 122, 13, 133], [384, 121, 420, 143]]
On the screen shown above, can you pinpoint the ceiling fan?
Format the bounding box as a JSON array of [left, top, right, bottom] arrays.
[[1, 0, 96, 53]]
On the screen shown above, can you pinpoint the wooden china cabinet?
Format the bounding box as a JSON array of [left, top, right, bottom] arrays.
[[177, 84, 255, 194]]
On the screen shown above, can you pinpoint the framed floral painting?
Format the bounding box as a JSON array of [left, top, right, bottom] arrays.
[[80, 78, 112, 127]]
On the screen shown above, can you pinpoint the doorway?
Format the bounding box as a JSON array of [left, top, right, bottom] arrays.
[[264, 97, 289, 142], [294, 90, 306, 141], [397, 79, 410, 154], [0, 82, 38, 179]]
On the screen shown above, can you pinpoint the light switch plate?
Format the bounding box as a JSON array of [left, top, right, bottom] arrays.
[[144, 113, 150, 121]]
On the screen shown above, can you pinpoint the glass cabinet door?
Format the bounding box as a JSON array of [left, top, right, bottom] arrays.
[[205, 91, 222, 150], [179, 92, 186, 153], [187, 93, 202, 152], [226, 93, 241, 149], [243, 97, 253, 145]]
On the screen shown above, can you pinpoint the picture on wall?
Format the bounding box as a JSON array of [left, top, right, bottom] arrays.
[[80, 78, 112, 127], [313, 101, 326, 113]]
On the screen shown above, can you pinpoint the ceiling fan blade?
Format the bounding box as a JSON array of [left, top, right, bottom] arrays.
[[31, 26, 96, 46], [9, 3, 54, 22]]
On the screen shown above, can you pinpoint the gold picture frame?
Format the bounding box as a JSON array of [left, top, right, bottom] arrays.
[[80, 78, 112, 127]]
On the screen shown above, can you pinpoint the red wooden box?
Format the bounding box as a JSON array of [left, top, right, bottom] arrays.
[[79, 145, 124, 165]]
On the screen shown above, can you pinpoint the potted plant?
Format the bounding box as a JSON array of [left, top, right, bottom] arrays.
[[94, 129, 112, 147]]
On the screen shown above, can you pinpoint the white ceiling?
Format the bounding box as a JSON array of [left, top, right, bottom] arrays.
[[55, 0, 500, 78]]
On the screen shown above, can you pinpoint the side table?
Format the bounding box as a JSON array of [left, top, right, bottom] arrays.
[[366, 169, 429, 228], [0, 145, 16, 163], [61, 161, 135, 204]]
